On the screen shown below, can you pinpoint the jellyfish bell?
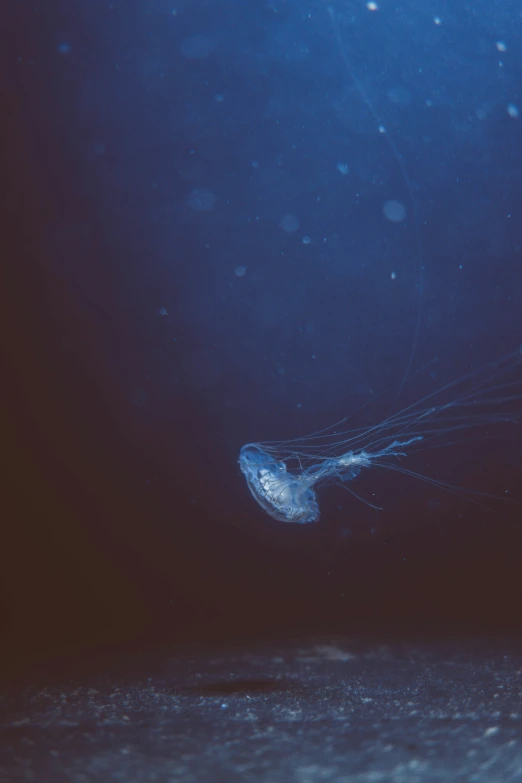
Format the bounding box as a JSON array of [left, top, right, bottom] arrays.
[[239, 444, 320, 523], [239, 350, 522, 524]]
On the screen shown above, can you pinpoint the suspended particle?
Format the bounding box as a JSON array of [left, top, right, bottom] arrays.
[[336, 162, 349, 175], [180, 35, 215, 60], [507, 104, 519, 119], [496, 41, 507, 52], [302, 236, 312, 245], [158, 307, 168, 316], [366, 2, 379, 10], [383, 199, 406, 222], [234, 265, 247, 277], [130, 388, 148, 408], [387, 86, 412, 107], [280, 214, 300, 232], [187, 187, 216, 212]]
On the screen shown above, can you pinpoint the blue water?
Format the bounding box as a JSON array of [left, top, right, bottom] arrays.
[[28, 0, 522, 530]]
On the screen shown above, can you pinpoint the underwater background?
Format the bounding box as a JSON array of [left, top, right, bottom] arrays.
[[3, 0, 522, 666]]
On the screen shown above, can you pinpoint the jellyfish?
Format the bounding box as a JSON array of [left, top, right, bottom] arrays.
[[239, 351, 522, 523]]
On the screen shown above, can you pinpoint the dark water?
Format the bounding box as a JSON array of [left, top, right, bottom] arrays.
[[3, 0, 522, 663]]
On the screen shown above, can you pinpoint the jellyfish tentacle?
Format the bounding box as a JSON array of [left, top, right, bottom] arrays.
[[239, 351, 522, 524]]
